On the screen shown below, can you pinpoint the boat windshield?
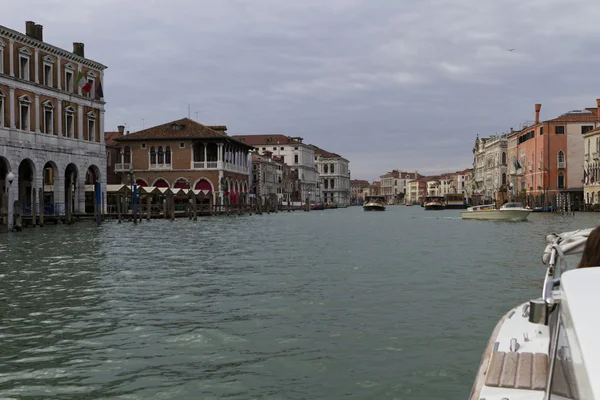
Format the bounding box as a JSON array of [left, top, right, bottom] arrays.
[[501, 202, 523, 209]]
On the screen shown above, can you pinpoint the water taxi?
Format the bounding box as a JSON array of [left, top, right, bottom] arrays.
[[363, 195, 386, 211], [424, 196, 445, 210], [461, 202, 531, 221], [470, 228, 600, 399], [444, 193, 467, 209]]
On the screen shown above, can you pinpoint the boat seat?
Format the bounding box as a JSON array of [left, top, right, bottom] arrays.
[[485, 352, 548, 391]]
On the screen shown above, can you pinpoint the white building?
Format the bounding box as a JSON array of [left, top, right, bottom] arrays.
[[0, 21, 107, 228], [312, 145, 350, 205], [233, 134, 318, 202], [473, 134, 508, 202]]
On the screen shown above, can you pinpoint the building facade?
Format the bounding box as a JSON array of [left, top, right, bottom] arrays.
[[472, 134, 508, 203], [350, 179, 369, 204], [0, 21, 107, 225], [312, 145, 350, 205], [583, 125, 600, 207], [232, 134, 318, 202], [113, 118, 253, 204]]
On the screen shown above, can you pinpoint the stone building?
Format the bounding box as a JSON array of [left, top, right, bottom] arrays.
[[113, 118, 253, 205], [350, 179, 369, 204], [250, 151, 279, 205], [231, 134, 318, 202], [311, 145, 350, 205], [583, 126, 600, 207], [0, 21, 107, 226]]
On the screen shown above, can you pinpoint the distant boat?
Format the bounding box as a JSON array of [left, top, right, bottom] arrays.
[[461, 202, 531, 221], [363, 195, 386, 211], [424, 196, 445, 210]]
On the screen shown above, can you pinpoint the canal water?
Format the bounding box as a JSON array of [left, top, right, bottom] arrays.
[[1, 207, 599, 400]]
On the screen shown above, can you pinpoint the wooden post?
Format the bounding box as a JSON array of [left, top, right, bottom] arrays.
[[14, 200, 22, 231], [1, 191, 7, 228], [31, 188, 37, 227], [38, 188, 44, 227], [147, 196, 151, 220], [101, 192, 105, 221], [192, 193, 198, 221], [67, 186, 73, 224], [216, 196, 221, 215], [305, 197, 310, 211], [209, 194, 214, 216], [169, 194, 175, 220], [117, 194, 122, 223], [163, 197, 168, 219]]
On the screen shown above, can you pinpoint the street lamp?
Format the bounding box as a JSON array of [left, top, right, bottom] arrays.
[[7, 172, 14, 231]]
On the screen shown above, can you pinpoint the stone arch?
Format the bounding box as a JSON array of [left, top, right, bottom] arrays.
[[193, 177, 214, 192], [172, 177, 190, 189], [42, 160, 59, 205], [18, 159, 36, 212], [135, 178, 149, 187], [151, 177, 170, 188], [85, 164, 102, 215], [0, 156, 11, 191]]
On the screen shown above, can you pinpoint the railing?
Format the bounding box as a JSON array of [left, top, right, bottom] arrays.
[[22, 202, 66, 216], [114, 163, 132, 172], [594, 151, 599, 160], [558, 162, 566, 169], [207, 161, 218, 169], [150, 164, 172, 170]]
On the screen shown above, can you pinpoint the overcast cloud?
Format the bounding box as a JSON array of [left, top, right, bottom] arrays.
[[5, 0, 600, 180]]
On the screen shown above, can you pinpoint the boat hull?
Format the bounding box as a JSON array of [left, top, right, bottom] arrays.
[[461, 210, 531, 221], [363, 205, 386, 211], [424, 204, 445, 210]]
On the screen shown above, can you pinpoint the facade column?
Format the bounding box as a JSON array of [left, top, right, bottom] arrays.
[[35, 94, 40, 133], [217, 143, 223, 161], [9, 39, 14, 77], [77, 103, 83, 140], [76, 173, 86, 214], [56, 56, 62, 90], [57, 100, 62, 136], [77, 64, 82, 96], [34, 49, 39, 84], [9, 87, 15, 128], [203, 143, 207, 164], [54, 174, 63, 211], [99, 110, 105, 144]]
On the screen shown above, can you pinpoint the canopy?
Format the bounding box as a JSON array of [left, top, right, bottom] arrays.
[[542, 228, 595, 265]]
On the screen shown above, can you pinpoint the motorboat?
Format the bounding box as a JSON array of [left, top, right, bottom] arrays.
[[470, 228, 600, 399], [424, 196, 445, 210], [363, 195, 386, 211], [461, 202, 531, 221]]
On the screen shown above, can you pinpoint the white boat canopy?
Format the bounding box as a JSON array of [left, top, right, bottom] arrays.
[[542, 228, 595, 265]]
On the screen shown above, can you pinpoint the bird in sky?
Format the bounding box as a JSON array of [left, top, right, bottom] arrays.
[[507, 49, 515, 52]]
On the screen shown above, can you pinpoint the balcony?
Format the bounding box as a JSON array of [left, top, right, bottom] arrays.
[[558, 161, 566, 169], [150, 163, 172, 170], [114, 163, 132, 172]]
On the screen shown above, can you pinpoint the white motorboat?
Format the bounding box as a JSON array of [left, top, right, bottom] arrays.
[[470, 228, 600, 399], [363, 195, 386, 211], [424, 196, 445, 210], [461, 202, 531, 221]]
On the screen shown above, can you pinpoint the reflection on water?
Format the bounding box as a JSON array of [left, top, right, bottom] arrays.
[[1, 209, 599, 399]]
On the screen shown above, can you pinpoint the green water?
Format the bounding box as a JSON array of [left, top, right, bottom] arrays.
[[1, 207, 598, 399]]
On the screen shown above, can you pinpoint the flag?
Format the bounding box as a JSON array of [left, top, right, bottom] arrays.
[[75, 71, 91, 93], [97, 80, 104, 98]]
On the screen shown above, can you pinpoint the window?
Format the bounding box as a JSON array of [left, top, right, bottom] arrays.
[[502, 173, 506, 186], [0, 90, 4, 128], [294, 154, 298, 164], [280, 147, 284, 150], [331, 164, 335, 173], [558, 151, 565, 169], [18, 48, 31, 81], [502, 152, 507, 165], [294, 147, 298, 150], [324, 164, 328, 173], [150, 147, 156, 164], [273, 147, 276, 150], [65, 70, 74, 92], [582, 125, 594, 135], [87, 112, 96, 141], [18, 95, 31, 131], [324, 180, 328, 189], [141, 143, 146, 149], [64, 106, 75, 137], [539, 126, 543, 135], [555, 125, 565, 134], [158, 146, 164, 164], [165, 146, 171, 164], [43, 56, 54, 87], [330, 179, 335, 189], [42, 101, 54, 134], [86, 77, 95, 98], [179, 142, 185, 149], [558, 172, 565, 189], [123, 146, 132, 164]]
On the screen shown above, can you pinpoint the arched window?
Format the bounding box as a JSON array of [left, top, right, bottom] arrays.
[[558, 151, 565, 168], [330, 164, 335, 174], [324, 164, 328, 174], [501, 152, 506, 165], [0, 90, 5, 128], [165, 146, 171, 164], [42, 100, 54, 135], [124, 146, 131, 164], [158, 146, 164, 164], [558, 172, 565, 189], [150, 146, 156, 164], [502, 173, 506, 185]]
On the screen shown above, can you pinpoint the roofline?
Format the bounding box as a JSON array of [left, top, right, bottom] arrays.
[[115, 135, 255, 149], [0, 25, 107, 70]]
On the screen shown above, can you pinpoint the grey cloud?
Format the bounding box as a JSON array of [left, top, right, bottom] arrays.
[[5, 0, 600, 180]]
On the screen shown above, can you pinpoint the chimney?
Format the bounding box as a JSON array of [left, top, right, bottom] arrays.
[[73, 42, 85, 58], [34, 24, 43, 41], [535, 103, 541, 124], [25, 21, 36, 38], [117, 125, 125, 135], [510, 127, 514, 133], [596, 99, 600, 120]]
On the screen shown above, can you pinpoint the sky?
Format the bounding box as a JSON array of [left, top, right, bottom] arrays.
[[5, 0, 600, 181]]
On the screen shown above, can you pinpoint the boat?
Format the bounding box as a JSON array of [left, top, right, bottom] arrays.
[[444, 193, 467, 209], [363, 195, 386, 211], [461, 202, 531, 221], [470, 228, 600, 400], [424, 196, 445, 210]]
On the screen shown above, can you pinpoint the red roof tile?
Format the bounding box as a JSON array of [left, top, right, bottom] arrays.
[[231, 134, 304, 146], [311, 145, 342, 159], [104, 131, 122, 147]]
